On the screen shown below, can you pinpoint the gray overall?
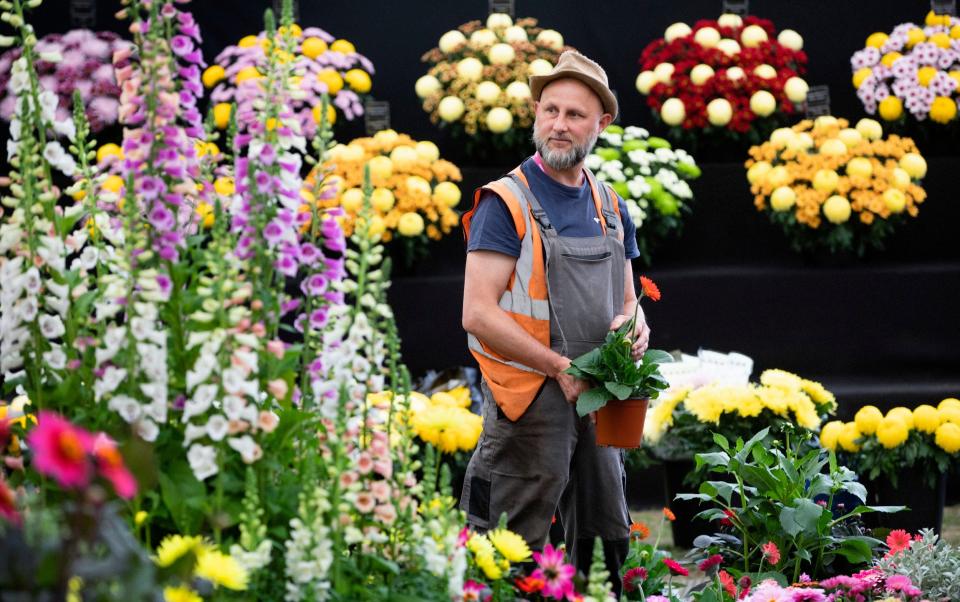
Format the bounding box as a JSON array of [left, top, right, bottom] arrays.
[[460, 170, 631, 586]]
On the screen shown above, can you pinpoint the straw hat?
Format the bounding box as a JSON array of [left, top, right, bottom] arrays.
[[529, 50, 618, 118]]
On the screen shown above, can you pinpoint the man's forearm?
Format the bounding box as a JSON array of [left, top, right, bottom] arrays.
[[466, 306, 568, 378]]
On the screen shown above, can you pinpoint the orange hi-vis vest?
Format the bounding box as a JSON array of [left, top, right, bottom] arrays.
[[462, 164, 623, 420]]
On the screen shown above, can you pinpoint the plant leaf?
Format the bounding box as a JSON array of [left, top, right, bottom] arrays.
[[575, 387, 610, 417]]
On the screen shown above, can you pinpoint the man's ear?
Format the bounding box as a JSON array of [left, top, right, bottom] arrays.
[[599, 112, 614, 130]]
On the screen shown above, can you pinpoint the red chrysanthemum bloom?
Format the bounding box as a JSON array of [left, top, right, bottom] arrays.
[[26, 411, 94, 489], [762, 541, 781, 565], [630, 521, 650, 540], [698, 554, 723, 572], [886, 529, 912, 555], [514, 575, 545, 594], [0, 476, 20, 526], [622, 567, 648, 592], [662, 506, 676, 521], [663, 557, 689, 576], [719, 570, 737, 599], [639, 276, 661, 302], [92, 433, 137, 499]]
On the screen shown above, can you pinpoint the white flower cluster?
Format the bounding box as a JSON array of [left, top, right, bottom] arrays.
[[285, 485, 334, 602], [312, 308, 384, 419], [412, 520, 467, 599], [229, 539, 273, 573], [6, 57, 76, 167]]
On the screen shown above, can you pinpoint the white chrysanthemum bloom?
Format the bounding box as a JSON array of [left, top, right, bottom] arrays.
[[584, 154, 603, 170], [624, 126, 649, 138]]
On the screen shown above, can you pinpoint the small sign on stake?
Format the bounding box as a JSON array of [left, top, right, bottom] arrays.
[[70, 0, 96, 28], [721, 0, 749, 16], [931, 0, 957, 16], [803, 85, 831, 118], [365, 99, 391, 135], [489, 0, 515, 18]]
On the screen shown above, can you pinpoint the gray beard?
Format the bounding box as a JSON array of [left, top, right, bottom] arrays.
[[532, 128, 599, 171]]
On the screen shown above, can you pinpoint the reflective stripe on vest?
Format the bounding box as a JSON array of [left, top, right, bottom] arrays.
[[462, 165, 622, 420]]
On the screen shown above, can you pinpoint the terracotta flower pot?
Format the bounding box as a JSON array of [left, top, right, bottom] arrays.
[[595, 398, 648, 448]]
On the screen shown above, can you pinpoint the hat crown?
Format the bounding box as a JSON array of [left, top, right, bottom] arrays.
[[528, 50, 618, 118], [552, 51, 609, 86]]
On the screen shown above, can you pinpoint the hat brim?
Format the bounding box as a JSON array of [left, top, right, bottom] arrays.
[[529, 70, 618, 119]]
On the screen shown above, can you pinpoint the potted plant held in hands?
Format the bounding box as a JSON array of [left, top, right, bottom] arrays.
[[565, 276, 672, 448]]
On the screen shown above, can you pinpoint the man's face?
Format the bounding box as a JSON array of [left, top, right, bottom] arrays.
[[532, 78, 611, 172]]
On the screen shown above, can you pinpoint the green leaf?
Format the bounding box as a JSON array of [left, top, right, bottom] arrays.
[[604, 381, 633, 401], [575, 387, 611, 417], [835, 538, 875, 565], [779, 499, 824, 537], [158, 460, 206, 534], [642, 349, 674, 364]]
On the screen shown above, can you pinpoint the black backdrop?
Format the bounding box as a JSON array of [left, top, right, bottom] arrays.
[[15, 0, 960, 405]]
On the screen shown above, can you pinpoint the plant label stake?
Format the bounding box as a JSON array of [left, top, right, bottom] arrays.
[[931, 0, 956, 16], [70, 0, 96, 28], [364, 99, 391, 136], [722, 0, 749, 16], [804, 85, 831, 118], [489, 0, 515, 17]]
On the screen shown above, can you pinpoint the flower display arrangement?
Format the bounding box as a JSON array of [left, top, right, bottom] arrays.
[[820, 398, 960, 489], [851, 11, 960, 126], [745, 116, 928, 255], [644, 368, 836, 467], [0, 29, 127, 133], [205, 21, 373, 136], [415, 12, 571, 161], [585, 125, 701, 265], [636, 13, 809, 148], [312, 128, 463, 263], [876, 528, 960, 602]]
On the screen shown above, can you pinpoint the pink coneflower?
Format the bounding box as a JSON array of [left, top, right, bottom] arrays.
[[663, 557, 688, 576], [762, 541, 781, 565], [92, 433, 137, 499], [622, 567, 648, 592], [26, 411, 94, 489], [531, 544, 576, 600]]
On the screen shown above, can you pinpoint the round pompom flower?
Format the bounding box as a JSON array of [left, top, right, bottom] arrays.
[[935, 422, 960, 453], [876, 416, 909, 448]]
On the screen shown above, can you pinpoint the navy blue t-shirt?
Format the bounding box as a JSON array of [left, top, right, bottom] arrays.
[[466, 158, 640, 260]]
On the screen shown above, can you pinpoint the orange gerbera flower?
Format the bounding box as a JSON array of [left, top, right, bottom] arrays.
[[629, 522, 650, 540], [639, 276, 661, 301], [662, 507, 676, 521]]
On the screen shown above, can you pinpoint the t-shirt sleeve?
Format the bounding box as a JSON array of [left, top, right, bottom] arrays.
[[465, 190, 522, 257], [615, 194, 641, 260]]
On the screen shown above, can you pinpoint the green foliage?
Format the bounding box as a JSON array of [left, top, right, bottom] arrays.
[[682, 428, 900, 582], [840, 429, 953, 489], [565, 316, 672, 417], [876, 528, 960, 601]]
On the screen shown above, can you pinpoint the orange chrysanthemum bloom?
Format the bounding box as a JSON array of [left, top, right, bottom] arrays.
[[662, 507, 676, 521], [640, 276, 661, 302], [629, 522, 650, 540]]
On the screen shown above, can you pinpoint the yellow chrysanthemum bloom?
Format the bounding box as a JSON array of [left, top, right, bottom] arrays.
[[202, 65, 225, 88], [155, 535, 206, 568], [838, 422, 862, 452], [852, 67, 873, 89], [467, 533, 495, 557], [488, 528, 531, 562], [917, 66, 939, 87], [876, 416, 909, 449], [213, 102, 232, 129], [854, 406, 883, 435], [476, 551, 503, 580], [736, 390, 765, 419], [939, 398, 960, 411], [913, 404, 942, 434], [644, 387, 690, 443], [878, 96, 903, 121], [760, 369, 803, 390], [164, 586, 202, 602], [195, 549, 249, 591], [939, 405, 960, 425], [447, 386, 472, 407], [820, 420, 844, 451], [935, 422, 960, 453], [801, 379, 836, 409], [96, 143, 124, 164], [886, 407, 915, 430]]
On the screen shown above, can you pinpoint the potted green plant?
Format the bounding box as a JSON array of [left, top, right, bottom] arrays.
[[564, 277, 672, 448]]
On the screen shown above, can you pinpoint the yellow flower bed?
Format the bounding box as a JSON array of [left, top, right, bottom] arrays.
[[745, 116, 927, 255], [309, 130, 462, 246]]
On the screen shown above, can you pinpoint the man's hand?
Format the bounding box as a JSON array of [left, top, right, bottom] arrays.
[[609, 313, 650, 361], [554, 358, 592, 404]]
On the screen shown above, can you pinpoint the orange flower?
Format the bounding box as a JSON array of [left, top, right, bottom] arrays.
[[629, 521, 650, 540], [640, 276, 661, 302], [662, 506, 676, 521], [886, 529, 912, 555]]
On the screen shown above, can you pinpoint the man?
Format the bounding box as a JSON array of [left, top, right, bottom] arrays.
[[459, 51, 650, 591]]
